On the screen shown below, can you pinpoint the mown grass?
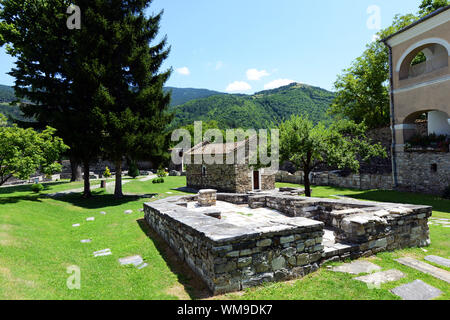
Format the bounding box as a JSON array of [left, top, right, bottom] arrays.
[[0, 178, 448, 300]]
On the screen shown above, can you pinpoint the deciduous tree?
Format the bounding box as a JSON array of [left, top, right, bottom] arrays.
[[279, 115, 386, 197]]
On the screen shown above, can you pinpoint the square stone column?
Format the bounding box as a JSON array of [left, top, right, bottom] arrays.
[[198, 189, 217, 207]]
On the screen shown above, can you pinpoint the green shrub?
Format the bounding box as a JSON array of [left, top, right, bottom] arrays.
[[128, 161, 140, 179], [157, 168, 167, 178], [443, 185, 450, 200], [152, 177, 165, 184], [31, 183, 44, 193]]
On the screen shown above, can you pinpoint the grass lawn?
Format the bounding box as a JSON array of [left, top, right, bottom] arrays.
[[0, 177, 448, 300]]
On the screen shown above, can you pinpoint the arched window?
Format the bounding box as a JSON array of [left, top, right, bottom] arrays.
[[398, 41, 449, 80]]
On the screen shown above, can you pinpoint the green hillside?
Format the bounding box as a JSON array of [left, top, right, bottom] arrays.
[[170, 83, 335, 129], [0, 83, 335, 129], [0, 84, 222, 107], [164, 87, 224, 106], [0, 84, 16, 103]]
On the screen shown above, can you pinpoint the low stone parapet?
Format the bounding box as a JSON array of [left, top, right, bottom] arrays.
[[143, 192, 432, 295]]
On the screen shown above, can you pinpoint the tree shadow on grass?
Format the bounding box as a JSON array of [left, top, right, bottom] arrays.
[[49, 191, 143, 210], [0, 195, 44, 205], [137, 218, 213, 300], [0, 181, 68, 195]]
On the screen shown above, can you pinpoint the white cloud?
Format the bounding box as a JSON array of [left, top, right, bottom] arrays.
[[246, 69, 270, 81], [225, 81, 252, 92], [264, 79, 296, 90], [176, 67, 190, 76]]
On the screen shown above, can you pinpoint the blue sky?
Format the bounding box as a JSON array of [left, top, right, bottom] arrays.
[[0, 0, 422, 93]]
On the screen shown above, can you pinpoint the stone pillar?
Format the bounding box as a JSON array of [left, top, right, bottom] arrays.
[[198, 189, 217, 207]]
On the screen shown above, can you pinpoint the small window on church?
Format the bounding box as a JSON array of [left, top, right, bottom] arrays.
[[431, 164, 437, 173], [202, 165, 206, 177]]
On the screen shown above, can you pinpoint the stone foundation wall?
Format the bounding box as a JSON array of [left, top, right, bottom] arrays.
[[396, 151, 450, 195], [276, 171, 394, 191], [144, 197, 324, 295], [144, 193, 431, 295]]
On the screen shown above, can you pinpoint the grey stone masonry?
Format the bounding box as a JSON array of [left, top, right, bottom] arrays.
[[198, 189, 217, 207], [144, 191, 432, 295]]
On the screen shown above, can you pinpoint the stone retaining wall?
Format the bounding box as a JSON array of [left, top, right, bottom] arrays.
[[396, 151, 450, 195], [276, 171, 394, 191]]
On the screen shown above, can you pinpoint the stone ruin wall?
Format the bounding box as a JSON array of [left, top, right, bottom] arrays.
[[276, 171, 394, 191], [144, 193, 431, 295], [144, 199, 324, 295]]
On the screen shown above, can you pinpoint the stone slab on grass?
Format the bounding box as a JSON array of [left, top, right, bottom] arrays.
[[332, 261, 381, 275], [86, 217, 95, 221], [424, 255, 450, 268], [355, 269, 405, 285], [395, 257, 450, 284], [72, 224, 80, 227], [391, 280, 442, 300], [94, 249, 111, 257], [80, 239, 92, 243], [119, 255, 143, 266]]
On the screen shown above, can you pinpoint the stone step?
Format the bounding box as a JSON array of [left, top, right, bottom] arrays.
[[332, 260, 381, 275], [424, 255, 450, 268], [355, 269, 405, 285], [395, 257, 450, 284], [391, 280, 442, 300]]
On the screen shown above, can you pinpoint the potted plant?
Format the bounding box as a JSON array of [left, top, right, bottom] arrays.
[[101, 166, 112, 188]]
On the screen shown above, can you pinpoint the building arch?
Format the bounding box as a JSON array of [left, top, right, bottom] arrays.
[[396, 38, 450, 80]]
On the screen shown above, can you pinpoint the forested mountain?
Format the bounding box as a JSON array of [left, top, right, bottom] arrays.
[[0, 84, 222, 107], [170, 83, 335, 129], [0, 83, 335, 129], [164, 87, 224, 106], [0, 85, 16, 103]]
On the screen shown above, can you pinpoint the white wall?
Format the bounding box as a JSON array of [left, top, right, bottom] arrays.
[[428, 110, 450, 135]]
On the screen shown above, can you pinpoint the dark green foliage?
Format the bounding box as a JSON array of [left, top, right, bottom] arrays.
[[419, 0, 450, 16], [443, 185, 450, 200], [152, 177, 164, 184], [164, 87, 224, 106], [170, 83, 335, 130], [31, 183, 44, 193], [128, 161, 140, 179], [157, 169, 167, 178]]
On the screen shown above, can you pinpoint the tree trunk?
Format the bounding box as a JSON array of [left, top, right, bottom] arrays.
[[304, 170, 312, 197], [70, 156, 83, 182], [114, 159, 123, 198], [82, 159, 91, 198]]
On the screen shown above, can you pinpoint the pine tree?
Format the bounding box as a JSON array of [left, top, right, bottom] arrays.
[[0, 0, 104, 197], [78, 0, 173, 197]]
